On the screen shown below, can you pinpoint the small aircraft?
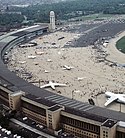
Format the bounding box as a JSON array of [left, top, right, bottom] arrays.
[[18, 61, 26, 64], [35, 51, 44, 55], [44, 70, 49, 73], [63, 65, 74, 70], [47, 59, 52, 62], [40, 81, 67, 90], [105, 91, 125, 106], [28, 55, 36, 59], [76, 77, 87, 81], [73, 90, 81, 93]]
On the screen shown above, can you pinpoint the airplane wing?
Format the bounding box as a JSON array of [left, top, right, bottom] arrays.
[[63, 65, 70, 70], [53, 83, 67, 87], [41, 82, 67, 89], [104, 96, 118, 106], [62, 67, 67, 70], [40, 84, 51, 89]]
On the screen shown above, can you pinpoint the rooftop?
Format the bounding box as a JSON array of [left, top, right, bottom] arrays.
[[118, 121, 125, 128], [64, 107, 107, 123], [102, 119, 117, 128], [23, 94, 55, 107], [10, 31, 27, 37], [48, 105, 63, 111]]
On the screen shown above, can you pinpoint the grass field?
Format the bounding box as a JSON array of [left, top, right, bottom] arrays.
[[116, 36, 125, 53], [69, 13, 114, 22]]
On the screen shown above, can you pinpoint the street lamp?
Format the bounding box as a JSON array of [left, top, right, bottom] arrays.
[[72, 91, 74, 99], [39, 79, 41, 88]]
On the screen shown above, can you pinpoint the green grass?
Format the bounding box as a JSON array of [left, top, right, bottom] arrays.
[[69, 13, 114, 21], [116, 36, 125, 53]]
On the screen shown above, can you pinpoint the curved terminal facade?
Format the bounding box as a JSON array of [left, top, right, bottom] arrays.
[[0, 25, 125, 138]]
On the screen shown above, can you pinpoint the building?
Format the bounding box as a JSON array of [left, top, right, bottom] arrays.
[[0, 25, 125, 138], [49, 11, 56, 32]]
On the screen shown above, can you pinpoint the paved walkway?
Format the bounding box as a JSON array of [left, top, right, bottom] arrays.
[[106, 31, 125, 64]]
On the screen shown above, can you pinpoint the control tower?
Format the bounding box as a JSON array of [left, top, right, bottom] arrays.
[[49, 11, 56, 32]]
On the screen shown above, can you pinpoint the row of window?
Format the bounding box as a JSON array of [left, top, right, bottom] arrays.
[[0, 96, 9, 106], [48, 114, 52, 128], [49, 122, 52, 129], [22, 101, 46, 116], [103, 131, 108, 138], [22, 107, 46, 125], [48, 114, 52, 122], [116, 131, 125, 138], [0, 90, 8, 99], [9, 98, 13, 109], [48, 114, 52, 119], [63, 124, 99, 138], [61, 115, 100, 134]]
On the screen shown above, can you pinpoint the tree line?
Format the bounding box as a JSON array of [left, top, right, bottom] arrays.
[[1, 0, 125, 27], [11, 0, 125, 22]]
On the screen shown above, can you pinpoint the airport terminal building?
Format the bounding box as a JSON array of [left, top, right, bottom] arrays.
[[0, 25, 125, 138]]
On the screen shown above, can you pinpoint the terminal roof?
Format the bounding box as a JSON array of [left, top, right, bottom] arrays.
[[102, 119, 117, 128], [24, 94, 55, 107], [11, 31, 27, 36], [49, 105, 62, 111]]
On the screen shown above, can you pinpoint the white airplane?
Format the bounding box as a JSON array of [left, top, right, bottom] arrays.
[[47, 59, 52, 62], [77, 77, 87, 81], [35, 51, 44, 55], [74, 90, 81, 93], [18, 61, 26, 64], [105, 91, 125, 106], [40, 81, 67, 90], [63, 65, 74, 70], [28, 55, 36, 59], [44, 70, 49, 73], [58, 51, 61, 55]]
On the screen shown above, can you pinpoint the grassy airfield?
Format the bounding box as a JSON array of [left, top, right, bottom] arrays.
[[116, 36, 125, 53]]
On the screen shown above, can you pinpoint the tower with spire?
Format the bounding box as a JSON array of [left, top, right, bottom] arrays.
[[49, 11, 56, 32]]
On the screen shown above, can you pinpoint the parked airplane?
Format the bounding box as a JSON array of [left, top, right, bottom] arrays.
[[63, 65, 74, 70], [28, 55, 36, 59], [73, 90, 81, 93], [40, 81, 67, 90], [47, 59, 52, 62], [116, 63, 125, 67], [44, 70, 49, 73], [18, 61, 26, 64], [105, 91, 125, 106], [76, 77, 87, 81], [35, 51, 44, 55]]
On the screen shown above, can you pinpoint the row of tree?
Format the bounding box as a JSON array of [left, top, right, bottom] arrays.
[[0, 13, 24, 25], [10, 0, 125, 22], [1, 0, 125, 27]]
